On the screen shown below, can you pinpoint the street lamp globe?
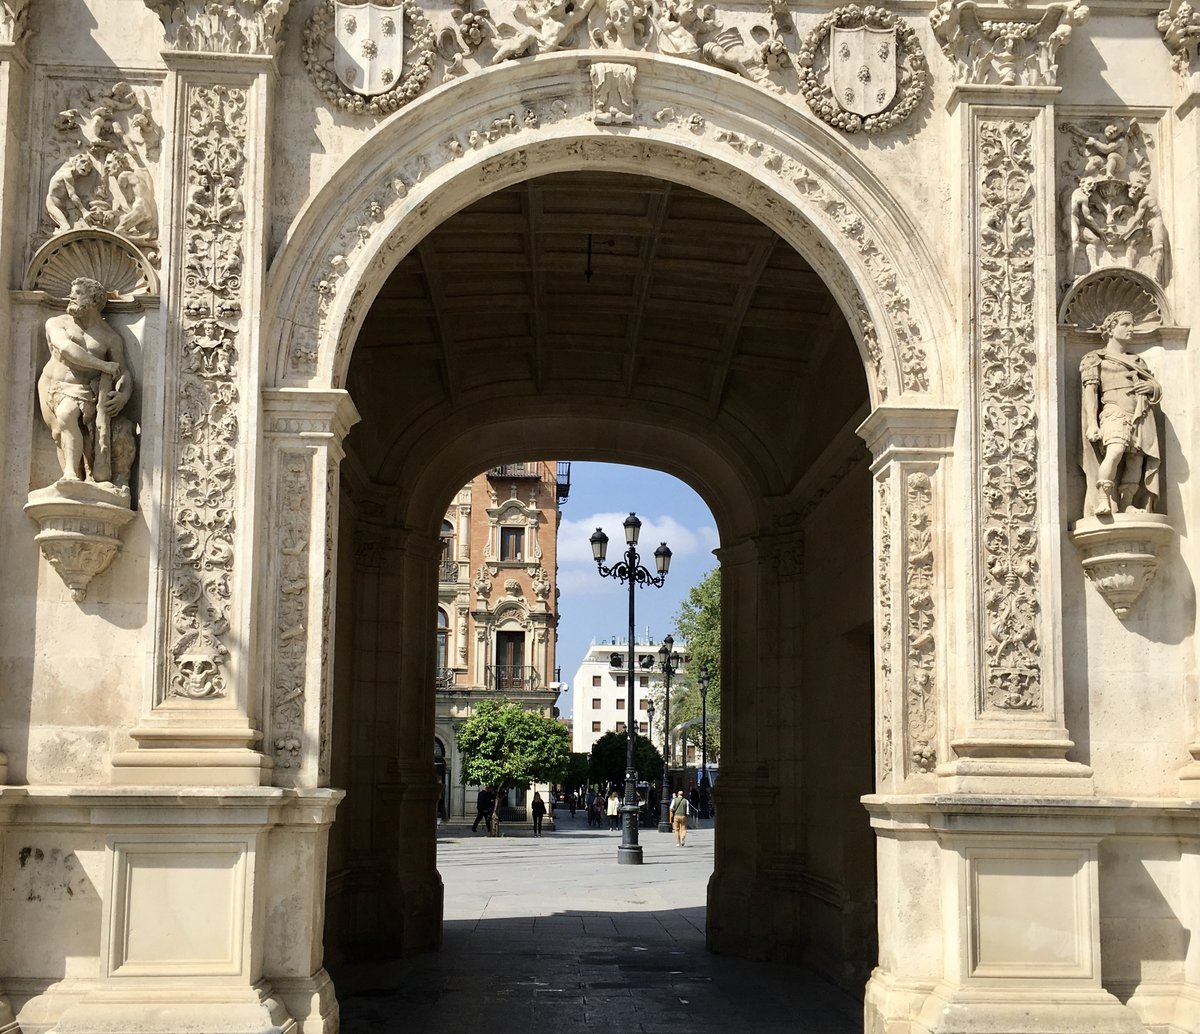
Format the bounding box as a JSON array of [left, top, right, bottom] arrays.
[[623, 512, 641, 545], [654, 542, 672, 575], [590, 527, 609, 563]]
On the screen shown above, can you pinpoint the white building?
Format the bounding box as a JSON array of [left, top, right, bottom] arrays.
[[571, 637, 689, 756]]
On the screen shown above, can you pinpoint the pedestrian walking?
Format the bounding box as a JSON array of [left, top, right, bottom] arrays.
[[472, 786, 495, 833], [591, 793, 605, 828], [568, 791, 577, 818], [670, 790, 691, 846], [606, 790, 620, 831], [532, 792, 547, 837]]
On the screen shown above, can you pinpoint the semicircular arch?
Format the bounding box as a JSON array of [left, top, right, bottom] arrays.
[[264, 53, 955, 408]]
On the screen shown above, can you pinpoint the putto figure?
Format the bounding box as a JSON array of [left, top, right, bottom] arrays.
[[38, 276, 136, 493], [1080, 310, 1161, 517]]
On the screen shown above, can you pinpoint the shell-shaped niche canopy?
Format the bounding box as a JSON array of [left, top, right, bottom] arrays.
[[1059, 268, 1170, 334], [24, 228, 158, 302]]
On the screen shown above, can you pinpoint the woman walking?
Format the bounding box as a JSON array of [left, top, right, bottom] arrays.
[[531, 792, 547, 837], [606, 790, 620, 831]]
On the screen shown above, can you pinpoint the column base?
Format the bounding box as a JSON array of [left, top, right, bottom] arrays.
[[938, 755, 1094, 795], [111, 746, 272, 786], [865, 969, 939, 1034], [48, 982, 296, 1034], [269, 970, 338, 1034], [1118, 980, 1200, 1034], [914, 981, 1147, 1034]]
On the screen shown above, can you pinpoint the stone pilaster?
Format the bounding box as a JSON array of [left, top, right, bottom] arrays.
[[858, 406, 957, 793], [114, 3, 294, 784], [259, 389, 359, 788], [945, 82, 1092, 793], [0, 0, 29, 790]]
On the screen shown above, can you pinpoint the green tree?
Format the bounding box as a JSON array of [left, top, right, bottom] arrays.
[[588, 730, 663, 788], [563, 752, 590, 794], [673, 567, 721, 762], [456, 699, 570, 835]]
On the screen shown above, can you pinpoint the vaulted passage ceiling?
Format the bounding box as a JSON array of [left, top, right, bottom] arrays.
[[346, 171, 867, 494]]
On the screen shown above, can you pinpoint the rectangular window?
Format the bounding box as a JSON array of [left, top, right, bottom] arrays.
[[615, 675, 625, 687], [616, 722, 626, 733], [615, 699, 625, 711], [638, 698, 649, 711], [592, 698, 601, 709], [592, 721, 601, 732], [638, 722, 648, 734], [639, 676, 648, 688], [592, 675, 601, 687], [500, 527, 524, 561]]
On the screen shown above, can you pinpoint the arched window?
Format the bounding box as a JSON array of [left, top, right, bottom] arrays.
[[440, 519, 454, 563]]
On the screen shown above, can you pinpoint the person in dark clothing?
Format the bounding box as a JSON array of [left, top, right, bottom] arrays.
[[532, 792, 547, 836], [472, 787, 495, 833]]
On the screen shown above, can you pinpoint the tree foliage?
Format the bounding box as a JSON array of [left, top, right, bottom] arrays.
[[456, 699, 570, 794], [672, 567, 721, 761], [563, 752, 590, 792], [588, 730, 663, 787]]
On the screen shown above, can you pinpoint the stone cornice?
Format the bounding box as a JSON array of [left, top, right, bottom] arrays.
[[144, 0, 293, 57]]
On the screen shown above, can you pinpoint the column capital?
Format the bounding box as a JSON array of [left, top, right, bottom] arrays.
[[857, 405, 958, 470], [145, 0, 293, 58], [0, 0, 30, 49], [262, 388, 362, 446], [930, 0, 1088, 96]]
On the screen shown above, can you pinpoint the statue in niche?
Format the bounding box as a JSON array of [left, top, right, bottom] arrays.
[[1080, 310, 1161, 518], [38, 277, 136, 494]]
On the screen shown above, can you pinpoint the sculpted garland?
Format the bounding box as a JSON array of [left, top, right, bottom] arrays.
[[302, 0, 928, 132]]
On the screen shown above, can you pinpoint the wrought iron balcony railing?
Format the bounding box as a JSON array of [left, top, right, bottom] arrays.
[[485, 664, 538, 693]]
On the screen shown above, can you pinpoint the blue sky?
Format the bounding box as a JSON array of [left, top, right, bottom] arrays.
[[555, 462, 718, 722]]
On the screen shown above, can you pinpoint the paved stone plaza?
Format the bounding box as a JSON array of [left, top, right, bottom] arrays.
[[333, 817, 861, 1033]]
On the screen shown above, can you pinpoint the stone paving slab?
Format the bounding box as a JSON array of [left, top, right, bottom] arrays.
[[333, 815, 863, 1033]]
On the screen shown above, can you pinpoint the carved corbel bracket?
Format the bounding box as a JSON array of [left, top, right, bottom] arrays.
[[1071, 513, 1174, 621], [24, 482, 136, 601]]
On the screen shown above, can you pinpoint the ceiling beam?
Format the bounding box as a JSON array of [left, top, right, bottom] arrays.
[[622, 183, 672, 395], [415, 239, 460, 405], [707, 233, 781, 419]]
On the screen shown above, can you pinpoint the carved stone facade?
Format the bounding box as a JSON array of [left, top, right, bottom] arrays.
[[1, 4, 1199, 1034]]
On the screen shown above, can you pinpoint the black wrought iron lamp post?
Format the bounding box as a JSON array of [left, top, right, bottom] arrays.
[[699, 662, 710, 821], [656, 634, 680, 833], [645, 697, 656, 828], [590, 514, 671, 865]]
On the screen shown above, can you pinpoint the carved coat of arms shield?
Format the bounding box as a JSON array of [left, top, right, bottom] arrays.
[[334, 1, 404, 96], [830, 25, 898, 118]]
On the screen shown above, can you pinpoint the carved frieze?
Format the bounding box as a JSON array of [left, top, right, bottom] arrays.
[[930, 0, 1088, 87], [1058, 117, 1168, 288], [976, 118, 1042, 713], [39, 80, 161, 257], [798, 4, 929, 134], [903, 471, 936, 773], [144, 0, 293, 56], [164, 84, 249, 702]]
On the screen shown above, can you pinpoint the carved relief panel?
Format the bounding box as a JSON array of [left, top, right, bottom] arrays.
[[30, 73, 163, 266], [1056, 113, 1170, 291]]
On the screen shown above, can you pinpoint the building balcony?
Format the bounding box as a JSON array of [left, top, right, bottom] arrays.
[[436, 667, 458, 689], [485, 664, 540, 693], [439, 560, 459, 583], [487, 462, 541, 480]]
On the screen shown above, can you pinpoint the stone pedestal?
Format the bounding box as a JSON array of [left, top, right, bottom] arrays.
[[1072, 514, 1175, 621]]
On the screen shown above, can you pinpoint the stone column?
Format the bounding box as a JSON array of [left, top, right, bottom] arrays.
[[259, 389, 359, 787], [0, 0, 30, 787], [942, 69, 1092, 793], [706, 537, 780, 958], [114, 2, 293, 785], [382, 529, 444, 954]]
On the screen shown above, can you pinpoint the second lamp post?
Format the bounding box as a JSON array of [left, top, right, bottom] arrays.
[[657, 634, 680, 833], [591, 513, 671, 865]]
